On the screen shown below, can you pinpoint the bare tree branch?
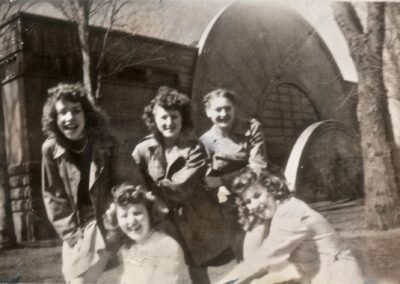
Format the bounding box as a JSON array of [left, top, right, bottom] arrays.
[[332, 2, 366, 68]]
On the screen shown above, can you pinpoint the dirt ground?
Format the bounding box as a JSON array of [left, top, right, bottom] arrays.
[[1, 200, 400, 283]]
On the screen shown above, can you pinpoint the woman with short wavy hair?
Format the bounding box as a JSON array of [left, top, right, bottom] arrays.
[[106, 182, 189, 284], [200, 88, 269, 261], [132, 86, 230, 284], [219, 169, 364, 284]]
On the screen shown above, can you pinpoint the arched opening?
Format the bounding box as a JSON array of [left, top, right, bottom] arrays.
[[258, 81, 320, 167]]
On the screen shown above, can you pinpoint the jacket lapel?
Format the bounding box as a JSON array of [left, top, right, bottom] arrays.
[[54, 144, 81, 205], [89, 140, 111, 191], [165, 146, 185, 179], [148, 140, 167, 182]]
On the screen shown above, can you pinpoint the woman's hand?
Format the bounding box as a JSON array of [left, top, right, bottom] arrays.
[[104, 203, 118, 229], [217, 186, 231, 203], [204, 176, 223, 189], [159, 179, 177, 191], [66, 228, 83, 247]]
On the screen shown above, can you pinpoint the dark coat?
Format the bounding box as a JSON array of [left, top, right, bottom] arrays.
[[132, 134, 230, 265], [41, 135, 143, 248]]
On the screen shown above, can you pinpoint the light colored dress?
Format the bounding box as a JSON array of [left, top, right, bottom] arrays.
[[119, 230, 189, 284], [222, 197, 364, 284]]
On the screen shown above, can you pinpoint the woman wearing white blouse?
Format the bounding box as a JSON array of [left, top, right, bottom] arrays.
[[218, 170, 364, 284]]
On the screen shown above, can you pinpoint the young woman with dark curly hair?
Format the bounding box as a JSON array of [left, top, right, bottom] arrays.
[[41, 83, 144, 283], [132, 86, 230, 284], [218, 169, 364, 284]]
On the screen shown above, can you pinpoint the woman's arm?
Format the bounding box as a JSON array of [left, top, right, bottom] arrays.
[[41, 140, 80, 246], [247, 119, 268, 173], [218, 213, 308, 284], [219, 119, 269, 189], [168, 142, 207, 186], [159, 142, 207, 201]]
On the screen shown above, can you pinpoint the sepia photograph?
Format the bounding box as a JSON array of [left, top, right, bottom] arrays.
[[0, 0, 399, 283]]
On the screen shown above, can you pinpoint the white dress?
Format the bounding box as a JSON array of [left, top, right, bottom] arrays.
[[119, 230, 189, 284], [223, 197, 364, 284]]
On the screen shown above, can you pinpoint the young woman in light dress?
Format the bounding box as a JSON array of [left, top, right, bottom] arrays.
[[218, 169, 364, 284], [108, 182, 189, 284]]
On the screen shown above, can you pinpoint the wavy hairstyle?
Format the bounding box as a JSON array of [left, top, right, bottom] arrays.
[[202, 88, 236, 110], [111, 182, 169, 228], [41, 82, 110, 148], [142, 86, 193, 137], [232, 168, 292, 231]]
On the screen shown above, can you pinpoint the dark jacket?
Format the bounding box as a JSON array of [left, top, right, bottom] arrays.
[[42, 135, 143, 249], [132, 134, 230, 265]]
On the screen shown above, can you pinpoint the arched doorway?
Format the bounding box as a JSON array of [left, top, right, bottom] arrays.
[[257, 81, 320, 167]]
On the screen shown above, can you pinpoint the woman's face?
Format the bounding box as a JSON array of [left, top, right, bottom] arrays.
[[116, 202, 151, 243], [241, 183, 276, 220], [55, 99, 85, 141], [206, 96, 236, 131], [153, 104, 182, 139]]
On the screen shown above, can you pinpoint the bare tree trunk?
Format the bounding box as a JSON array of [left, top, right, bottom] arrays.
[[333, 2, 400, 229], [76, 0, 95, 104], [384, 3, 400, 189]]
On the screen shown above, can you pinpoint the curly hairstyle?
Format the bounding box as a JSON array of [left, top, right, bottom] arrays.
[[111, 182, 169, 227], [142, 86, 193, 136], [232, 168, 292, 231], [202, 88, 236, 110], [41, 82, 110, 148]]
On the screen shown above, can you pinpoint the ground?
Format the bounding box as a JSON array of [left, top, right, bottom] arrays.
[[1, 200, 400, 283]]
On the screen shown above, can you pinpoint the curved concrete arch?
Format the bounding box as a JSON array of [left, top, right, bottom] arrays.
[[284, 120, 362, 202], [192, 0, 357, 167]]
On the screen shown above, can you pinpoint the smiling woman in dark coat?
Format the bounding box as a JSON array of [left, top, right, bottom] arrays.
[[41, 82, 143, 283]]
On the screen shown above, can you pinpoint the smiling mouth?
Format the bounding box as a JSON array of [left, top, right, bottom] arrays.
[[63, 124, 79, 131], [255, 205, 266, 215], [163, 126, 176, 132], [217, 117, 231, 123], [127, 225, 142, 233]]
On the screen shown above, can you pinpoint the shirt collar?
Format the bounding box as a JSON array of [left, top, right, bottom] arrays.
[[53, 136, 113, 158], [210, 117, 251, 139], [53, 143, 66, 159]]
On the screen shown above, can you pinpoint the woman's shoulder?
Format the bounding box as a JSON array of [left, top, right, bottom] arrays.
[[199, 127, 214, 142], [272, 198, 311, 228], [41, 137, 59, 158], [42, 137, 56, 151], [276, 197, 310, 216], [135, 134, 158, 148], [149, 231, 184, 256], [132, 134, 159, 155]]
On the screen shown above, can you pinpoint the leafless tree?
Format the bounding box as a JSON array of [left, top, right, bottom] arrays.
[[47, 0, 131, 104], [333, 2, 400, 230], [0, 0, 36, 37]]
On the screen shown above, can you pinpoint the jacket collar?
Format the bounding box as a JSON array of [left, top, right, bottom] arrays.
[[145, 133, 195, 178], [53, 143, 66, 159], [146, 133, 196, 150], [210, 117, 251, 139], [52, 136, 114, 159], [231, 117, 251, 136]]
